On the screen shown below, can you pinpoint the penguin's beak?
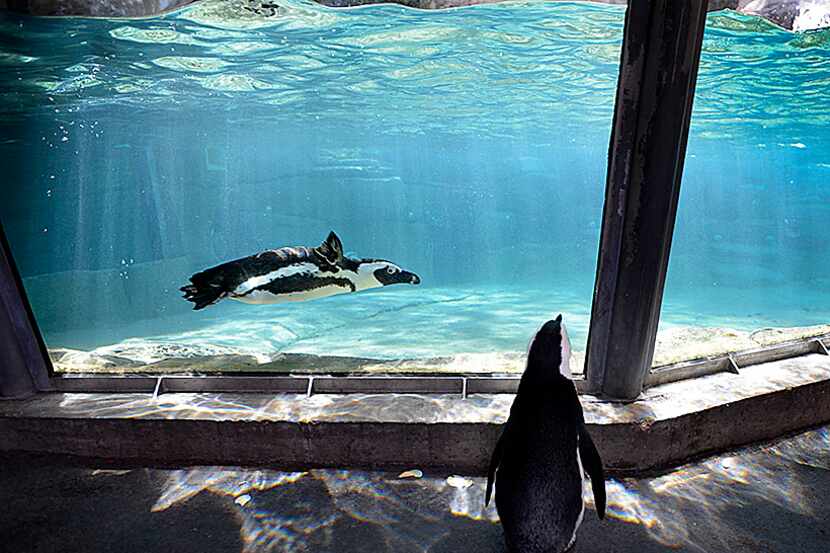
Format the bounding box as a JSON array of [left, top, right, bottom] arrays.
[[404, 271, 421, 285]]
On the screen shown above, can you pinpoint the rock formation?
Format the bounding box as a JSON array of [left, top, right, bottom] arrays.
[[0, 0, 194, 17]]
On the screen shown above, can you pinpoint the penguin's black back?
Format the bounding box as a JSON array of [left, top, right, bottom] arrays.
[[181, 247, 329, 309], [494, 383, 584, 553], [190, 247, 318, 288]]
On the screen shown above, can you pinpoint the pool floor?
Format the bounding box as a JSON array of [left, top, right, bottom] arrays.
[[45, 284, 830, 374]]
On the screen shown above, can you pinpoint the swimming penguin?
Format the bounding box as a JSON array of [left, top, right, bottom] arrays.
[[486, 315, 606, 553], [180, 231, 420, 310]]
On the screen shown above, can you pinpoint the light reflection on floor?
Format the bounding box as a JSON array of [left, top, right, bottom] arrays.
[[145, 466, 497, 552], [129, 426, 829, 552], [600, 426, 829, 551], [146, 467, 498, 552], [1, 425, 828, 552]]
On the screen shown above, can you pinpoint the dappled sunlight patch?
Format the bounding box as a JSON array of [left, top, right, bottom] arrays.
[[152, 56, 233, 73], [143, 432, 827, 553], [110, 26, 201, 45], [198, 74, 275, 92], [602, 427, 829, 550], [604, 480, 685, 546], [448, 478, 500, 523], [764, 426, 830, 471], [152, 468, 306, 512]]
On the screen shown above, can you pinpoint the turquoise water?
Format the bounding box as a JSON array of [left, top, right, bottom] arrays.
[[1, 1, 828, 371]]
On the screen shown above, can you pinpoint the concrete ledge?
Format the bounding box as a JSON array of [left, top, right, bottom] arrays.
[[2, 354, 830, 474]]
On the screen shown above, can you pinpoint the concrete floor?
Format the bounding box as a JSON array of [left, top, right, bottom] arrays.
[[2, 425, 829, 553]]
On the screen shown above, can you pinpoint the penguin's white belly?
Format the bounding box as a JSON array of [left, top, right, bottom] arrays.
[[568, 446, 586, 551], [232, 284, 351, 305]]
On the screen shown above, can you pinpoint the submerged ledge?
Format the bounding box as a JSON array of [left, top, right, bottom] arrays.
[[48, 323, 830, 375], [2, 353, 829, 473]]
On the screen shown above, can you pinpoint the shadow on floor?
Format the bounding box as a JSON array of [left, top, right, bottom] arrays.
[[2, 426, 828, 552]]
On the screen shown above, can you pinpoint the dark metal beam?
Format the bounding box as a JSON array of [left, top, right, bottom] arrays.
[[585, 0, 710, 400], [0, 222, 53, 398]]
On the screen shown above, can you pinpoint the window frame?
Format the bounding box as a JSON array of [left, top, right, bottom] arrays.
[[0, 221, 53, 398]]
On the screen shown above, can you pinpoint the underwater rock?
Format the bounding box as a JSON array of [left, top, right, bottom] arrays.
[[52, 351, 262, 374], [149, 354, 263, 372], [48, 322, 828, 374], [49, 339, 531, 375], [48, 341, 456, 374], [50, 348, 146, 372], [651, 323, 830, 366], [738, 0, 830, 31], [257, 352, 404, 373], [652, 327, 757, 366], [50, 341, 261, 373], [180, 0, 337, 31], [749, 324, 830, 346], [95, 340, 246, 364]]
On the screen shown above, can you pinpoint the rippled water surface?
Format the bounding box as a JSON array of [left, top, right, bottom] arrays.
[[1, 1, 828, 371]]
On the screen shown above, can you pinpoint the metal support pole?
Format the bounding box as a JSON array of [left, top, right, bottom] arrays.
[[585, 0, 709, 400], [0, 222, 52, 398]]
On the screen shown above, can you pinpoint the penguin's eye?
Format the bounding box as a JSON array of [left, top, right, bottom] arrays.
[[386, 266, 398, 275]]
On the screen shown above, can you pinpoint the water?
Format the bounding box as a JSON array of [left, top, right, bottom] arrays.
[[1, 1, 828, 373]]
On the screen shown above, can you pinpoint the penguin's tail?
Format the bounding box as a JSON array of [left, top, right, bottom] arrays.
[[181, 269, 229, 310], [180, 282, 226, 310]]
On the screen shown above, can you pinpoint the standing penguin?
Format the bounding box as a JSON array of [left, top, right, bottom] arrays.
[[181, 231, 420, 310], [486, 315, 605, 553]]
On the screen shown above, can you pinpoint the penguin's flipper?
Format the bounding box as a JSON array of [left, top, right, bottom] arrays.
[[318, 231, 344, 264], [578, 424, 606, 519], [485, 431, 507, 507]]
